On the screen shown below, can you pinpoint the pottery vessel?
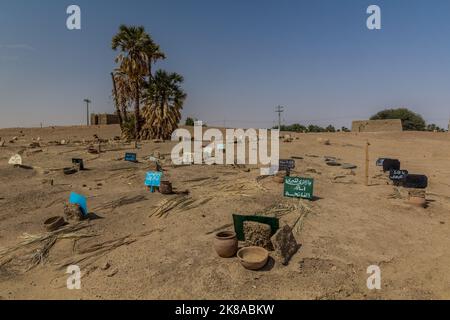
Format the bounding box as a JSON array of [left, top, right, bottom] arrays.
[[44, 216, 66, 232], [237, 246, 269, 270], [214, 231, 238, 258], [408, 195, 426, 208], [159, 181, 173, 194]]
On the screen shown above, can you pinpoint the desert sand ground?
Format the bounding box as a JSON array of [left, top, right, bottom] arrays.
[[0, 125, 449, 300]]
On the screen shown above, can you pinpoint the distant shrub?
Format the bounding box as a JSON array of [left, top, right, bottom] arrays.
[[426, 124, 446, 132], [274, 123, 339, 133], [307, 125, 325, 133], [185, 117, 195, 126], [274, 124, 307, 132]]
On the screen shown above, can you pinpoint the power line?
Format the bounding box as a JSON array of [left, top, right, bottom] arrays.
[[275, 105, 284, 130]]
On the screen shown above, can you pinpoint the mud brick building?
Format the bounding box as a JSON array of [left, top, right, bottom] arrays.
[[352, 119, 403, 132], [90, 113, 120, 125]]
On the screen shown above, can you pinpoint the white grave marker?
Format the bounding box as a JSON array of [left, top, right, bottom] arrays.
[[8, 154, 22, 166]]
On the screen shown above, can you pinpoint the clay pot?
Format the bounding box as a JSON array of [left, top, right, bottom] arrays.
[[44, 216, 66, 232], [63, 167, 78, 175], [408, 196, 426, 208], [408, 190, 426, 208], [214, 231, 238, 258], [237, 246, 269, 270], [159, 181, 173, 195]]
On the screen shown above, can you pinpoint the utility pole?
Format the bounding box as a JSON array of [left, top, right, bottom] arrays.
[[275, 105, 284, 130], [84, 99, 91, 126]]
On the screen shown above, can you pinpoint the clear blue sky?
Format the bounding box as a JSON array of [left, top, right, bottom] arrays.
[[1, 0, 450, 129]]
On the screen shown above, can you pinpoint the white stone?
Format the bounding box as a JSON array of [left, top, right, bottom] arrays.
[[8, 154, 22, 165]]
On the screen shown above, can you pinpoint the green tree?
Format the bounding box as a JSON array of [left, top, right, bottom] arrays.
[[185, 117, 195, 126], [289, 124, 307, 132], [141, 70, 187, 140], [146, 44, 166, 83], [370, 108, 426, 131], [273, 123, 307, 132], [112, 25, 157, 139], [308, 125, 325, 133], [426, 124, 445, 132]]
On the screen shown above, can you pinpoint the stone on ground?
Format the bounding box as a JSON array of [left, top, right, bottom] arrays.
[[271, 225, 299, 266], [64, 203, 84, 221]]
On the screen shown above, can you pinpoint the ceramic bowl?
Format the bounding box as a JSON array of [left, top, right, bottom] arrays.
[[237, 246, 269, 270]]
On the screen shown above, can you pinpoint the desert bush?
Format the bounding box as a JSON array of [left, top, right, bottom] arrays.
[[185, 117, 195, 126]]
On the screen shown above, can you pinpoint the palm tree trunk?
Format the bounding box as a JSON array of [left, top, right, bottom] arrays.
[[148, 58, 153, 83], [122, 104, 129, 122], [110, 73, 123, 127], [134, 80, 141, 140]]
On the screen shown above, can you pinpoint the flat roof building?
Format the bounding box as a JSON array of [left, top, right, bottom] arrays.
[[352, 119, 403, 132]]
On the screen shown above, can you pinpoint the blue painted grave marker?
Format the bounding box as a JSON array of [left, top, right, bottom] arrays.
[[69, 192, 88, 216], [145, 171, 163, 192], [125, 153, 137, 162]]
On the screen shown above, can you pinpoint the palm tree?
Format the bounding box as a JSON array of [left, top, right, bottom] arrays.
[[112, 66, 136, 119], [146, 43, 166, 81], [112, 25, 155, 139], [111, 67, 137, 139], [141, 70, 187, 140]]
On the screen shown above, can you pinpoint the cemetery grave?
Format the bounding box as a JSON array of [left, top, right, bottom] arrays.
[[0, 125, 449, 300]]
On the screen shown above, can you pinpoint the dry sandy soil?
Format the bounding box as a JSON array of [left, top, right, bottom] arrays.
[[0, 125, 449, 300]]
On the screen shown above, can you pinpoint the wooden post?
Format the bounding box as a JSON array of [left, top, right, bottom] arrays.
[[365, 140, 370, 186]]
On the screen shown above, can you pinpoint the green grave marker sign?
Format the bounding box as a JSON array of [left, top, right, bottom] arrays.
[[284, 176, 314, 200]]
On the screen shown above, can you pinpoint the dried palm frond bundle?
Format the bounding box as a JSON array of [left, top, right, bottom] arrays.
[[149, 195, 213, 218], [217, 178, 265, 196], [58, 235, 136, 269], [59, 228, 163, 270], [258, 199, 313, 235], [292, 199, 314, 234], [261, 200, 299, 218], [0, 223, 95, 273], [182, 176, 219, 183], [93, 195, 147, 212]]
